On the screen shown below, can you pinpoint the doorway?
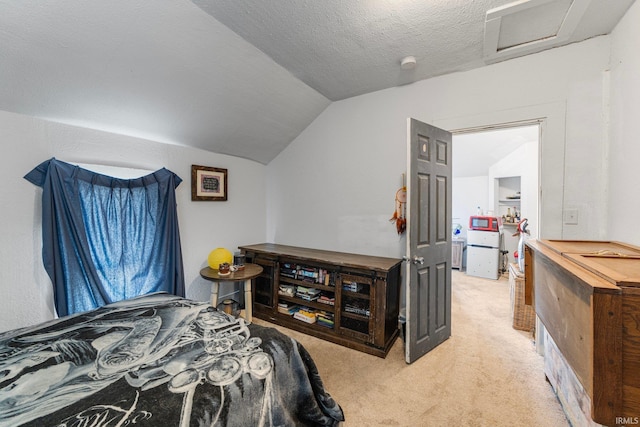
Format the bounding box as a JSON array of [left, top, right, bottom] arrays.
[[451, 123, 540, 276]]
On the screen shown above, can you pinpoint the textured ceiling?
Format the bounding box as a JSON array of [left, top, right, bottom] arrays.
[[0, 0, 635, 164], [193, 0, 634, 100], [193, 0, 500, 101]]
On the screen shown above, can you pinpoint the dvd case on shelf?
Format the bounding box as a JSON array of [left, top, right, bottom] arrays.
[[317, 294, 335, 306]]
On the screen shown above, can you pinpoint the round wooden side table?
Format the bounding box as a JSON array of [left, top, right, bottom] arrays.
[[199, 263, 263, 323]]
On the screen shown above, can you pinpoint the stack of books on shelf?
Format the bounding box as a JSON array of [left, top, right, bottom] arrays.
[[281, 263, 334, 286], [316, 311, 334, 328], [342, 281, 363, 292], [278, 301, 301, 316], [297, 266, 320, 283], [280, 263, 298, 279], [293, 307, 317, 324], [317, 293, 335, 306], [278, 302, 301, 316], [295, 286, 322, 302]]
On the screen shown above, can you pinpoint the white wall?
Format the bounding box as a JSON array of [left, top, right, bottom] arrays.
[[452, 176, 489, 239], [0, 110, 266, 331], [268, 36, 612, 256], [608, 0, 640, 245], [266, 100, 408, 257]]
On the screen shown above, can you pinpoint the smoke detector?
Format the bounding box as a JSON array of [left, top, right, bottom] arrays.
[[400, 56, 417, 70]]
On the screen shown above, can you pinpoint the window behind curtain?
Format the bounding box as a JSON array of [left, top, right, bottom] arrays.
[[24, 158, 185, 317]]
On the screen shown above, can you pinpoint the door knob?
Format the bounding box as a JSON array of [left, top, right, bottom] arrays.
[[412, 256, 424, 265]]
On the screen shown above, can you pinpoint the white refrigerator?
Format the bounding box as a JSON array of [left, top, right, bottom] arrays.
[[466, 229, 501, 280]]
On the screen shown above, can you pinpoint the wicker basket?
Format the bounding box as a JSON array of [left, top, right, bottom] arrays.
[[509, 263, 535, 332]]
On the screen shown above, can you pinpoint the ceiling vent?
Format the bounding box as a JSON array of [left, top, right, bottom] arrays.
[[483, 0, 592, 63]]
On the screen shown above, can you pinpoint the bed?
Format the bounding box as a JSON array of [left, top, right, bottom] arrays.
[[0, 293, 344, 427]]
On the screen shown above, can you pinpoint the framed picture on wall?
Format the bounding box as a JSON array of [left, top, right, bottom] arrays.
[[191, 165, 228, 201]]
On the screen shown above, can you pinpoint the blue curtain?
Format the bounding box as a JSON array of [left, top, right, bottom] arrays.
[[24, 158, 185, 317]]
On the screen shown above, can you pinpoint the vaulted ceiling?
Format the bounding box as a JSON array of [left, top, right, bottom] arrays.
[[0, 0, 634, 164]]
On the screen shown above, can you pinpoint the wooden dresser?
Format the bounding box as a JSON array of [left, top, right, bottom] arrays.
[[525, 239, 640, 426]]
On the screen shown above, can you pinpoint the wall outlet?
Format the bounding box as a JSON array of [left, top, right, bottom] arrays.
[[564, 208, 579, 225]]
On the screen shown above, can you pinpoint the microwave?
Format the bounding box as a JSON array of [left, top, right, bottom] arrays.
[[469, 215, 501, 232]]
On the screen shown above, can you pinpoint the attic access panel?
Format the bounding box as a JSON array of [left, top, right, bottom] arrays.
[[483, 0, 591, 63]]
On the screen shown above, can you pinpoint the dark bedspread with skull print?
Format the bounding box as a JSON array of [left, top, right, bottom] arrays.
[[0, 293, 344, 427]]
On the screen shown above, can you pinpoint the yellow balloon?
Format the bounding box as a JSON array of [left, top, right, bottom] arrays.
[[207, 247, 233, 269]]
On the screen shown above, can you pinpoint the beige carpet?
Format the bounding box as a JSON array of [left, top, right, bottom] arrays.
[[255, 270, 569, 427], [254, 270, 569, 426]]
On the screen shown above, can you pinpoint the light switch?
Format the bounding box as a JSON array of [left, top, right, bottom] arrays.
[[564, 208, 578, 225]]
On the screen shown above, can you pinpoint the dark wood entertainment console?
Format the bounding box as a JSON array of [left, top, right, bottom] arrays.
[[239, 243, 402, 358]]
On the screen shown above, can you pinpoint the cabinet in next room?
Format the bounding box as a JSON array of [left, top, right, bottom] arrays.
[[495, 175, 521, 264]]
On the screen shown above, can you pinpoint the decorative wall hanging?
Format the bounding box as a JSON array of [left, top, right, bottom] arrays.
[[389, 174, 407, 235], [192, 165, 228, 201]]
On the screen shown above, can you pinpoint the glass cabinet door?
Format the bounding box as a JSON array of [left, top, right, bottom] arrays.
[[338, 272, 373, 340]]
